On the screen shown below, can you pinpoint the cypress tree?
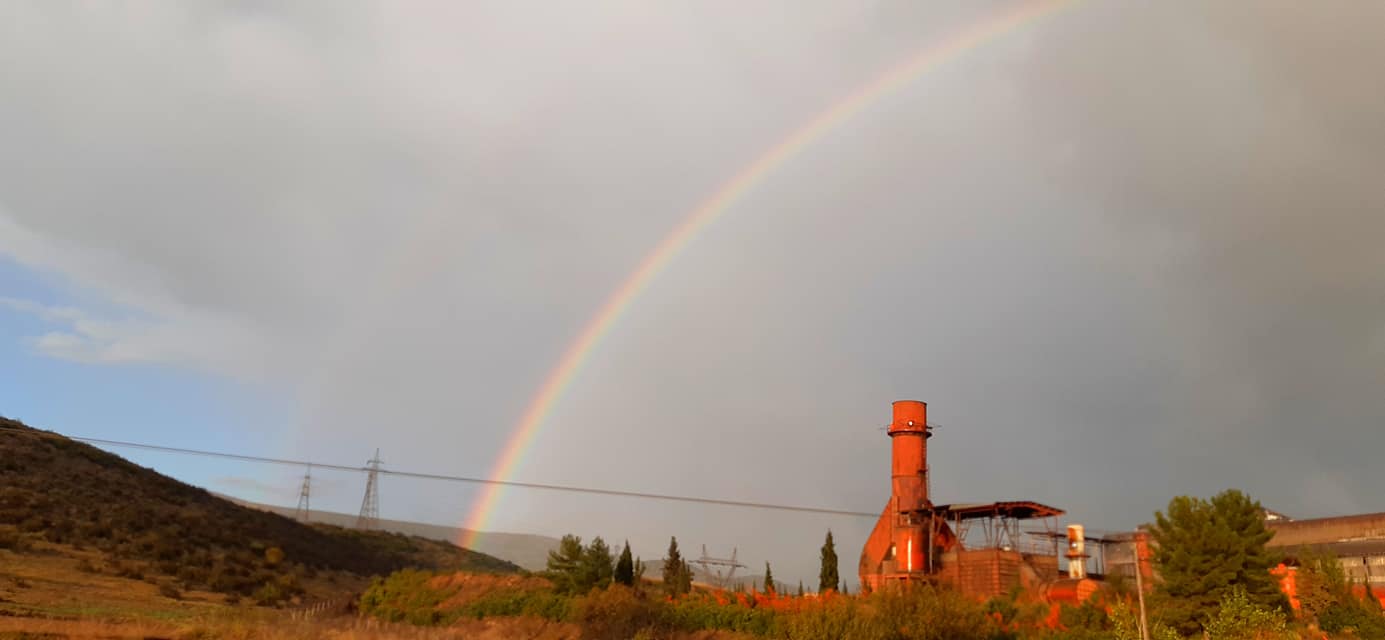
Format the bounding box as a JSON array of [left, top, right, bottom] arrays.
[[663, 536, 689, 597], [614, 540, 635, 586], [819, 530, 839, 593], [797, 580, 804, 597], [763, 562, 775, 595]]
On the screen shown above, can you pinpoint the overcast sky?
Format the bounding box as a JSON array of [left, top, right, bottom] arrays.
[[2, 0, 1383, 588]]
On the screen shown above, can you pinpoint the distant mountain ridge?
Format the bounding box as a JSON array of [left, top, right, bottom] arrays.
[[220, 496, 560, 571]]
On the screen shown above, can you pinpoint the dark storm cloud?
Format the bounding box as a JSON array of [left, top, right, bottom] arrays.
[[1, 0, 1382, 586]]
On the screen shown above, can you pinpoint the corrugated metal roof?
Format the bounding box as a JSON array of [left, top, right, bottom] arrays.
[[930, 501, 1066, 521]]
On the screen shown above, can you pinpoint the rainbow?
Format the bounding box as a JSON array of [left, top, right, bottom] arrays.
[[459, 0, 1078, 548]]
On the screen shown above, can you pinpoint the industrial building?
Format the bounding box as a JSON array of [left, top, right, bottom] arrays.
[[858, 400, 1083, 599], [857, 399, 1383, 608], [1263, 511, 1385, 606]]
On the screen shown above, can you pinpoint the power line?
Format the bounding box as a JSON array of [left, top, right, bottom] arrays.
[[0, 426, 877, 518]]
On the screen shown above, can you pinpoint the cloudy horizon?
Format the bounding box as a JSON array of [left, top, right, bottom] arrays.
[[3, 0, 1383, 587]]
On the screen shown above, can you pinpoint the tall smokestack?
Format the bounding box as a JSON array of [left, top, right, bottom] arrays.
[[889, 400, 930, 513], [862, 399, 956, 590]]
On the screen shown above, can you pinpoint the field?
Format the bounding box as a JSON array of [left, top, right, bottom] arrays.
[[0, 543, 582, 639]]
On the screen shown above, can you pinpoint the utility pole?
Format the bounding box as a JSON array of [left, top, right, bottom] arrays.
[[1132, 540, 1150, 640], [357, 449, 382, 530], [294, 465, 312, 522]]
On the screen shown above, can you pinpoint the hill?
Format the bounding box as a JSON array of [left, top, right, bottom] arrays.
[[222, 496, 560, 572], [0, 416, 518, 603]]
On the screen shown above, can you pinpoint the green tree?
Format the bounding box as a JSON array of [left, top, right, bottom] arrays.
[[1203, 586, 1290, 640], [546, 534, 585, 594], [819, 530, 839, 593], [581, 536, 615, 590], [1148, 489, 1284, 635], [797, 580, 804, 597], [763, 562, 775, 595], [614, 540, 635, 586], [662, 536, 690, 597]]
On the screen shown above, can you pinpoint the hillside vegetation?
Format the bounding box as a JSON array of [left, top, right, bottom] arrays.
[[0, 416, 517, 604]]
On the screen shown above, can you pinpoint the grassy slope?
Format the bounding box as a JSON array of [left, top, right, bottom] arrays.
[[0, 416, 517, 602]]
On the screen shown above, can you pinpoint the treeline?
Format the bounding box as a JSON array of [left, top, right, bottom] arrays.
[[362, 487, 1385, 639], [544, 531, 845, 598]]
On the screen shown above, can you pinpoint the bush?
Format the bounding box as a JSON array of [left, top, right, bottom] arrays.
[[664, 594, 780, 636], [1319, 599, 1385, 637], [1064, 602, 1108, 629], [358, 570, 454, 625], [158, 582, 182, 599], [779, 597, 863, 640], [572, 586, 662, 640], [457, 589, 572, 622], [1203, 587, 1291, 640], [874, 586, 1005, 640]]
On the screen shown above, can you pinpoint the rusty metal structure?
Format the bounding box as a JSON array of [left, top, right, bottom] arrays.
[[859, 400, 1067, 598]]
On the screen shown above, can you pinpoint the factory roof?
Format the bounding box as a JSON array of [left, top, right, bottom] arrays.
[[932, 501, 1066, 521]]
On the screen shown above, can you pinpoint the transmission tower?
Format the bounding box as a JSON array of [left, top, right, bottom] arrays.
[[692, 545, 746, 589], [293, 465, 312, 522], [356, 449, 382, 530]]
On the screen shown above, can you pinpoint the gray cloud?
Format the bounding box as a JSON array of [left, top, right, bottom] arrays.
[[2, 0, 1383, 586]]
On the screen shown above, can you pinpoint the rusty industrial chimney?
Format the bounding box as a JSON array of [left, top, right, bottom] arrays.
[[889, 400, 930, 513], [861, 400, 956, 590]]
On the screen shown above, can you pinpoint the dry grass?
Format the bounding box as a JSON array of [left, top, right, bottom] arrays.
[[0, 615, 584, 639], [0, 616, 754, 639], [0, 547, 748, 639], [0, 543, 367, 619], [0, 546, 224, 622]]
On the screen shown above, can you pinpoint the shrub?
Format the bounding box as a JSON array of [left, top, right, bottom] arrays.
[[664, 594, 780, 636], [357, 570, 454, 625], [779, 597, 863, 640], [572, 586, 662, 640], [158, 582, 182, 599], [1319, 599, 1385, 637], [457, 589, 572, 622], [872, 585, 1004, 640], [1058, 599, 1111, 632], [1203, 586, 1291, 640]]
